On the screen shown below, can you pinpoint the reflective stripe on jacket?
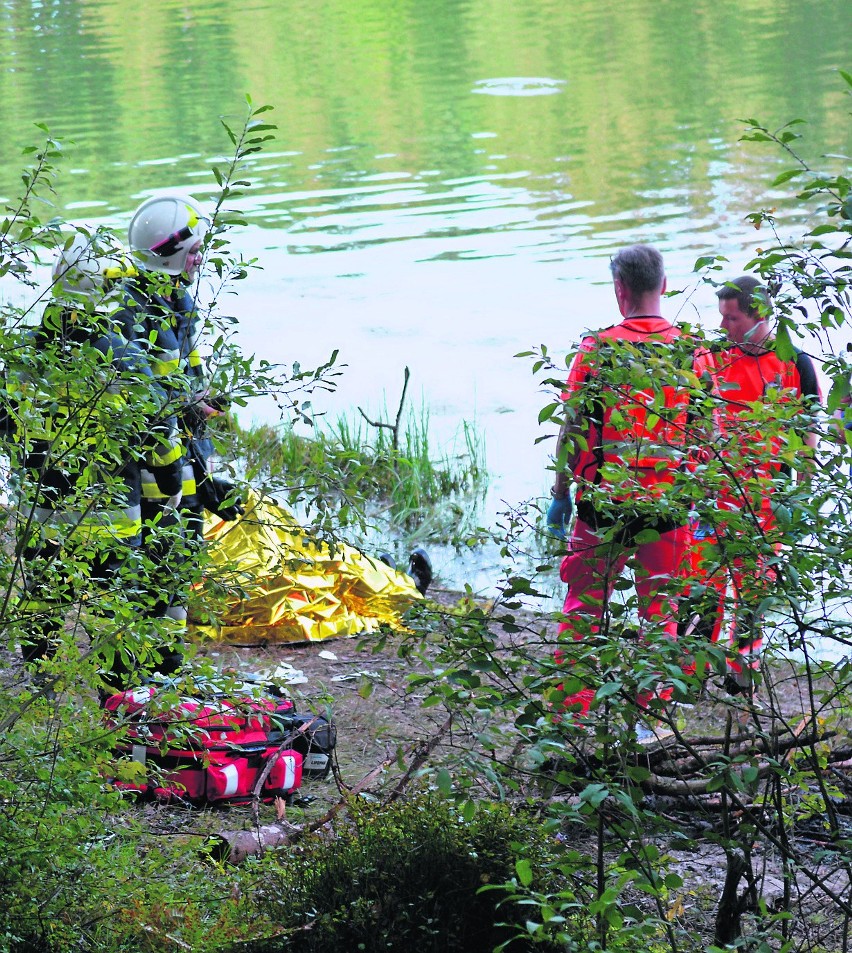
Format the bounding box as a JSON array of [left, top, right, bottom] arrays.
[[7, 308, 183, 541], [21, 501, 143, 541], [141, 462, 196, 500], [115, 276, 206, 509], [711, 344, 820, 509]]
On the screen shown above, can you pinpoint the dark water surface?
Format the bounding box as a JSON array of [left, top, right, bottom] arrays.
[[0, 0, 848, 590]]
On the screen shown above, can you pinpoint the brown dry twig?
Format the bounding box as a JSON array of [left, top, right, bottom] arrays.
[[358, 366, 410, 452], [219, 716, 454, 863], [383, 713, 454, 804]]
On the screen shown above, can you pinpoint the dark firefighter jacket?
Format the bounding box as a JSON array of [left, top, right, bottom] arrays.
[[5, 304, 184, 544]]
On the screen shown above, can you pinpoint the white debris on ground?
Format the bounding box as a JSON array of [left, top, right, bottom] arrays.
[[263, 662, 309, 685]]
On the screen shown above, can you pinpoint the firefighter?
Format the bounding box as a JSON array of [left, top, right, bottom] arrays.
[[119, 193, 428, 662], [116, 193, 242, 673], [9, 231, 183, 688], [549, 244, 714, 720]]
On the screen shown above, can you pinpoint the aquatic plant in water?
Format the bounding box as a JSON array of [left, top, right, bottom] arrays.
[[220, 391, 488, 546]]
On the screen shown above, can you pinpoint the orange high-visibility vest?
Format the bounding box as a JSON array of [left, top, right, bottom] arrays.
[[712, 344, 819, 509], [565, 317, 713, 504]]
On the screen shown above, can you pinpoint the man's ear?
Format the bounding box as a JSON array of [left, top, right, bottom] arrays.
[[613, 277, 628, 314]]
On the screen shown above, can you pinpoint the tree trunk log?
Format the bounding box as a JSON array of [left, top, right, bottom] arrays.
[[215, 822, 300, 864]]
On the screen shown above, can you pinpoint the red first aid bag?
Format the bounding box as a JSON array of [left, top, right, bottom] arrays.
[[104, 684, 307, 804]]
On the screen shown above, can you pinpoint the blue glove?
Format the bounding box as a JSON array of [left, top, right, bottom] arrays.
[[546, 494, 573, 540]]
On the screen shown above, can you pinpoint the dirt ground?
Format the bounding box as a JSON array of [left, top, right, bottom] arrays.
[[192, 585, 484, 811], [184, 583, 852, 949], [5, 582, 852, 948]]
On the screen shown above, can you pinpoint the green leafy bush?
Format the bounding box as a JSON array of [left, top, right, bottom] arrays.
[[243, 794, 562, 953]]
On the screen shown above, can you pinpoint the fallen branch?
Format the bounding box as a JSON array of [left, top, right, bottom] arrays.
[[217, 717, 452, 864], [383, 714, 454, 804], [216, 819, 302, 865], [650, 728, 832, 779], [642, 761, 775, 797], [214, 752, 396, 864]]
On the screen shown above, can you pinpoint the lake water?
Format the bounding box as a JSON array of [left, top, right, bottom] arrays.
[[0, 0, 849, 593]]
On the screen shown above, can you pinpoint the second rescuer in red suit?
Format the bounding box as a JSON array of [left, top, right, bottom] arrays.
[[682, 276, 821, 693]]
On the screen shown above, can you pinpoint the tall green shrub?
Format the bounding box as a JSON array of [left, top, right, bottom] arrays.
[[244, 795, 561, 953]]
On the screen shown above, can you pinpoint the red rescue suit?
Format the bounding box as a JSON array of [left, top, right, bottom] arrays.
[[686, 344, 820, 687], [556, 317, 713, 715]]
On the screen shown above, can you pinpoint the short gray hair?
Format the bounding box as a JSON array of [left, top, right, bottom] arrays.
[[609, 244, 665, 295]]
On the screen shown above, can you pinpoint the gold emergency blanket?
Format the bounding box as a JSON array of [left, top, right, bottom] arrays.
[[189, 490, 422, 643]]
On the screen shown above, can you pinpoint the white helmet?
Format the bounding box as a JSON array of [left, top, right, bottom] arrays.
[[51, 231, 132, 301], [127, 193, 209, 276]]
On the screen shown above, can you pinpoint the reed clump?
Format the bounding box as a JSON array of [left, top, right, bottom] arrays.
[[220, 402, 487, 542]]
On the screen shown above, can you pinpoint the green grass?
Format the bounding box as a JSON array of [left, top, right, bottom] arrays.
[[218, 401, 488, 544]]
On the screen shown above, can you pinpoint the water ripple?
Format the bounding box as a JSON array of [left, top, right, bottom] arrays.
[[471, 77, 566, 97]]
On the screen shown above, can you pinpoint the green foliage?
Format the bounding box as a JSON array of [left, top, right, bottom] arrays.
[[3, 74, 852, 953], [0, 688, 254, 953], [0, 692, 122, 952], [243, 794, 562, 953], [219, 395, 488, 545], [0, 102, 346, 953]]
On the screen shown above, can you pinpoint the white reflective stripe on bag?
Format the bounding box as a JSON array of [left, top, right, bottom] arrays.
[[276, 754, 298, 791], [221, 763, 240, 798]]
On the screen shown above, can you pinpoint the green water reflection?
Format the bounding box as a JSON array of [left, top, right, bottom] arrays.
[[0, 0, 846, 225]]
